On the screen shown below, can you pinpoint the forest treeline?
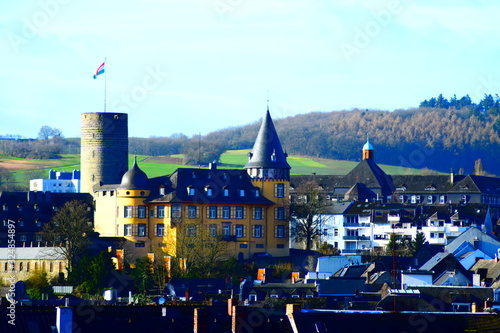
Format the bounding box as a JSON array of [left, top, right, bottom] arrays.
[[1, 94, 500, 175]]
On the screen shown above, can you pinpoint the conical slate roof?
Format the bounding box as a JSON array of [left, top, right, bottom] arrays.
[[118, 157, 148, 189], [244, 110, 290, 170]]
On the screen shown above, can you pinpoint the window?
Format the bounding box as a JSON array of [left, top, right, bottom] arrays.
[[235, 225, 245, 238], [222, 222, 231, 236], [206, 187, 213, 196], [239, 189, 245, 197], [209, 224, 217, 237], [187, 224, 197, 237], [275, 225, 285, 238], [159, 186, 165, 195], [124, 206, 133, 218], [275, 183, 285, 198], [156, 224, 164, 237], [157, 206, 165, 218], [171, 205, 181, 218], [35, 234, 42, 242], [188, 206, 198, 219], [34, 204, 39, 212], [187, 187, 195, 196], [3, 204, 7, 211], [462, 195, 468, 204], [124, 224, 132, 236], [254, 189, 260, 197], [399, 195, 405, 203], [138, 224, 146, 237], [256, 244, 264, 248], [439, 195, 446, 204], [19, 220, 24, 227], [236, 207, 244, 219], [138, 206, 146, 218], [334, 228, 339, 237], [240, 244, 247, 248], [275, 207, 285, 220], [411, 196, 417, 204], [427, 196, 433, 204], [36, 220, 42, 227], [277, 244, 285, 248], [253, 225, 263, 238], [223, 206, 230, 219], [223, 188, 229, 196], [253, 207, 263, 220], [209, 206, 217, 219], [20, 234, 27, 242]]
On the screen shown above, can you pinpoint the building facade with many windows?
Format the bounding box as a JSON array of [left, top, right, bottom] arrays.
[[93, 111, 291, 260]]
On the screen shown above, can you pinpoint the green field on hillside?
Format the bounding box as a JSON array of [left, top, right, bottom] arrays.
[[4, 150, 428, 189]]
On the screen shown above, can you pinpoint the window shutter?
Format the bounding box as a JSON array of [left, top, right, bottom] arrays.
[[231, 207, 236, 219], [274, 225, 278, 237], [243, 225, 247, 237], [218, 206, 223, 219], [274, 184, 278, 197], [206, 206, 210, 218], [243, 207, 247, 219], [274, 208, 278, 219], [252, 208, 256, 219]]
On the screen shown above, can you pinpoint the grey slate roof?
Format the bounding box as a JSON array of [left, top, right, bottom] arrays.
[[118, 157, 149, 189], [244, 110, 290, 170], [335, 159, 394, 196]]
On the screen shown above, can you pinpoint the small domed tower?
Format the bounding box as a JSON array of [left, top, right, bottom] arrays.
[[362, 135, 374, 160], [116, 157, 151, 258]]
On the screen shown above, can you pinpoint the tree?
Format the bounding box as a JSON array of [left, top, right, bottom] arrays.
[[25, 269, 51, 300], [71, 250, 116, 295], [38, 126, 62, 140], [474, 158, 486, 176], [39, 200, 94, 277], [170, 223, 231, 278], [411, 231, 426, 254], [290, 179, 329, 251]]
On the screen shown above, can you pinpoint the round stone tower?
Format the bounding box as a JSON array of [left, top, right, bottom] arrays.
[[80, 112, 128, 193]]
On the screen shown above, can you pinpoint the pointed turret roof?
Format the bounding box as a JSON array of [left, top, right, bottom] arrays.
[[244, 110, 290, 170], [118, 156, 149, 189]]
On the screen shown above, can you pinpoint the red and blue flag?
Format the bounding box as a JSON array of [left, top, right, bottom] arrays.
[[93, 62, 105, 79]]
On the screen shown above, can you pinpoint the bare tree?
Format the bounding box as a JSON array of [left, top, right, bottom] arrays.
[[39, 200, 94, 276], [290, 179, 329, 251], [170, 222, 230, 278]]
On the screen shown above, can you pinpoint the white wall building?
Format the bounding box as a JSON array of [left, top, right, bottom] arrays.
[[30, 170, 81, 193]]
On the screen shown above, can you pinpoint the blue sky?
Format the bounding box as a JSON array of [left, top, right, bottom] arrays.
[[1, 0, 500, 138]]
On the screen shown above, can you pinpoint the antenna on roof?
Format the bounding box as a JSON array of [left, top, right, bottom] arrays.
[[267, 89, 270, 112]]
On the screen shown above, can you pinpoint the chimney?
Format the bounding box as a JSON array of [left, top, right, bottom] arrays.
[[193, 308, 209, 333], [56, 307, 73, 333], [365, 271, 372, 284]]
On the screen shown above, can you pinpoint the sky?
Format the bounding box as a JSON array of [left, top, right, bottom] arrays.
[[1, 0, 500, 138]]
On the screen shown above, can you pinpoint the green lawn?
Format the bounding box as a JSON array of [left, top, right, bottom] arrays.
[[4, 150, 432, 189]]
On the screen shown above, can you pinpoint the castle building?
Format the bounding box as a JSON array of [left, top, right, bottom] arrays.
[[93, 111, 290, 261], [30, 170, 81, 193]]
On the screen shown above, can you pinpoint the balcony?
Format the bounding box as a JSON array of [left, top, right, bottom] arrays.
[[343, 222, 371, 228], [342, 249, 368, 254], [343, 235, 370, 241]]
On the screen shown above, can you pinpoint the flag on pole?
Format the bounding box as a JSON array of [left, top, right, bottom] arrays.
[[93, 62, 105, 79]]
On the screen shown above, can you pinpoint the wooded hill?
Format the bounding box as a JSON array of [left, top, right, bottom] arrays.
[[200, 106, 500, 176]]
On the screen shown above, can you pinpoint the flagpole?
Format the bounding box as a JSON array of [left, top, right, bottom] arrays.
[[104, 57, 107, 112]]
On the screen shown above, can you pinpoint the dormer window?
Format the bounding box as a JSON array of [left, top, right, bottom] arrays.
[[271, 149, 276, 162], [2, 204, 7, 211], [159, 186, 165, 195], [239, 189, 245, 197], [17, 204, 22, 212], [205, 186, 213, 196], [396, 185, 406, 191], [223, 188, 229, 197], [425, 185, 436, 191], [255, 189, 260, 197], [187, 186, 195, 196], [191, 173, 196, 179]]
